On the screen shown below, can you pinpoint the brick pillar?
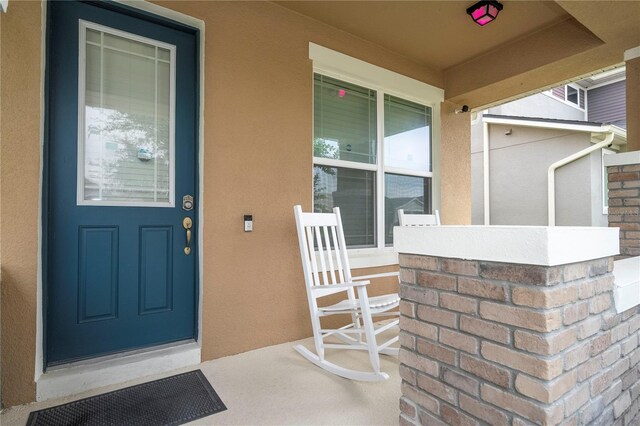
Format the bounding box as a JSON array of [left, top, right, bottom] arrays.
[[394, 227, 639, 426], [606, 152, 640, 258]]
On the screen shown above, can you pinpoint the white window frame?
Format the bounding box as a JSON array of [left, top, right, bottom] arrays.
[[77, 20, 177, 207], [544, 83, 586, 113], [310, 43, 444, 268], [564, 84, 584, 108], [602, 148, 615, 215]]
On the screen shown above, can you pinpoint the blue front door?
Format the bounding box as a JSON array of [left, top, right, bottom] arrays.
[[46, 1, 198, 365]]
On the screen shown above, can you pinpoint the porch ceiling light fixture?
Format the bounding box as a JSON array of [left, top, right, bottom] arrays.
[[466, 0, 503, 26]]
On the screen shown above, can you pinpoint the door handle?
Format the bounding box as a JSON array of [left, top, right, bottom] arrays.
[[183, 217, 193, 255]]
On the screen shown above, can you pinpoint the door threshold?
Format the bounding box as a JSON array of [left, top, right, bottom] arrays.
[[37, 341, 201, 402]]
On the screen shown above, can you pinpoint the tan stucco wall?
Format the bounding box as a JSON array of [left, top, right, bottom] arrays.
[[160, 0, 441, 362], [0, 1, 42, 406], [627, 56, 640, 152], [0, 1, 464, 406], [440, 101, 472, 225]]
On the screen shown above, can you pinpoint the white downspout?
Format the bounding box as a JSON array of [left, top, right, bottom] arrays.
[[483, 122, 491, 225], [547, 131, 615, 226]]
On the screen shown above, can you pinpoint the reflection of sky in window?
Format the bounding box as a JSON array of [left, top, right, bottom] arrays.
[[386, 174, 425, 198], [384, 126, 430, 171]]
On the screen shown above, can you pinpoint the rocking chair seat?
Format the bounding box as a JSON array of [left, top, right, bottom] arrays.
[[320, 293, 400, 313]]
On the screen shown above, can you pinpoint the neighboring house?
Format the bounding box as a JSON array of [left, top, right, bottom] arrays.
[[472, 68, 628, 226]]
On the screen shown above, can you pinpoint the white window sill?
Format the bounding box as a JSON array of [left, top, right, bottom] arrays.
[[314, 247, 399, 271], [348, 247, 399, 269]]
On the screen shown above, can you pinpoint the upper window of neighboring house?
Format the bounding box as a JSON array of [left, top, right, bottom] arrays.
[[550, 84, 586, 110], [313, 73, 433, 248]]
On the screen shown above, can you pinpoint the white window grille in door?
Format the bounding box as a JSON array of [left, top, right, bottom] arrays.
[[78, 21, 176, 207]]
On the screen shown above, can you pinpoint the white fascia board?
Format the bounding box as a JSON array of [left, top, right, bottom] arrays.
[[482, 116, 608, 133], [590, 67, 626, 82], [624, 46, 640, 61], [394, 226, 619, 266], [609, 124, 627, 136], [591, 127, 626, 148], [585, 76, 626, 91]]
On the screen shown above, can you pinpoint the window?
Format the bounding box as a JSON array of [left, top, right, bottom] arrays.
[[549, 83, 585, 110], [566, 85, 578, 105], [313, 73, 433, 248]]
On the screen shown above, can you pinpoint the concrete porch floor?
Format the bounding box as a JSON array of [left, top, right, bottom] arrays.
[[1, 337, 401, 425]]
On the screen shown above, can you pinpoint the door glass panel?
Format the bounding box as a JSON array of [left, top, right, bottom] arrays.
[[80, 23, 175, 205]]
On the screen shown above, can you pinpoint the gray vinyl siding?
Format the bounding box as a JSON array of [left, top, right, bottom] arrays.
[[552, 86, 565, 100], [587, 80, 626, 128]]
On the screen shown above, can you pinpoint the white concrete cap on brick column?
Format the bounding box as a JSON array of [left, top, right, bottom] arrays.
[[603, 150, 640, 167], [613, 256, 640, 313], [394, 226, 619, 266]]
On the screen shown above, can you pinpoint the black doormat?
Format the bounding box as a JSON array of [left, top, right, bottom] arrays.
[[26, 370, 226, 426]]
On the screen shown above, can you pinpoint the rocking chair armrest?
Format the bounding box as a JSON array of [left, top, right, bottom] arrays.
[[310, 280, 371, 292], [351, 271, 399, 281]]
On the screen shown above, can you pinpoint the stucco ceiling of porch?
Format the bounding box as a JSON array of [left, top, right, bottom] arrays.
[[275, 1, 640, 109]]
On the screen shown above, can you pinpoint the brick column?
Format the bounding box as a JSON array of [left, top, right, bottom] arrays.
[[606, 151, 640, 258], [394, 226, 640, 426]]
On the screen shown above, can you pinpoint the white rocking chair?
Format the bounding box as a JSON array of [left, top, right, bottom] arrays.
[[293, 205, 400, 382], [397, 209, 441, 226]]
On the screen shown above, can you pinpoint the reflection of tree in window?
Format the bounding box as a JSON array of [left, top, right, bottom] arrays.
[[313, 138, 337, 213], [86, 109, 169, 202], [83, 27, 172, 203]]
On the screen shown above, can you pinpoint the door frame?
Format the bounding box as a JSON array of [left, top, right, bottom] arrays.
[[37, 0, 206, 381]]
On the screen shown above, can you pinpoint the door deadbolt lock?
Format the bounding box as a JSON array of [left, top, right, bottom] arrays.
[[183, 217, 193, 255], [182, 195, 194, 211]]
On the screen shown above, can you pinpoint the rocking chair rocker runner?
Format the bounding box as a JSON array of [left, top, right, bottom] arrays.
[[293, 205, 400, 381]]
